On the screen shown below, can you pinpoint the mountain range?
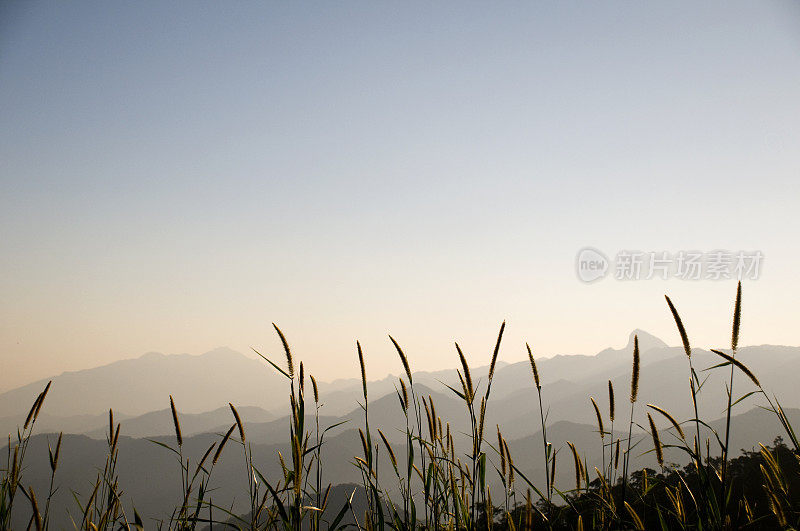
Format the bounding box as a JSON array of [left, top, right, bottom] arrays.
[[3, 330, 799, 527]]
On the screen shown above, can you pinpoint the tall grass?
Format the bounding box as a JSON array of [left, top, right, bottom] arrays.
[[3, 283, 800, 529]]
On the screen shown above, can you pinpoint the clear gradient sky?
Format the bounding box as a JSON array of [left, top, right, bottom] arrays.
[[2, 1, 800, 391]]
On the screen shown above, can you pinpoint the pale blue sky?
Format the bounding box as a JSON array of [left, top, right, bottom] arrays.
[[2, 1, 800, 390]]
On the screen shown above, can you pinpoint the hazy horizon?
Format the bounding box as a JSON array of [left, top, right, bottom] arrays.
[[3, 1, 800, 391], [2, 320, 798, 394]]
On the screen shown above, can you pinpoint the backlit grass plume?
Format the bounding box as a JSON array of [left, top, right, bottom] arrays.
[[665, 296, 691, 358], [488, 320, 506, 381], [608, 380, 615, 423], [310, 374, 319, 403], [389, 334, 413, 384], [647, 404, 685, 440], [647, 413, 664, 467], [527, 343, 540, 390], [357, 340, 367, 401], [591, 397, 604, 439], [455, 342, 474, 401], [169, 395, 182, 447], [229, 402, 245, 443], [272, 323, 295, 378]]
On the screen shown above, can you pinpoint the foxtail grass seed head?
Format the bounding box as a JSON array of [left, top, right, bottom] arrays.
[[34, 381, 51, 421], [733, 281, 742, 352], [625, 502, 645, 531], [665, 295, 692, 358], [424, 399, 434, 439], [28, 486, 42, 531], [580, 457, 588, 489], [213, 424, 236, 464], [449, 430, 455, 459], [24, 382, 50, 430], [272, 323, 294, 378], [498, 426, 507, 476], [399, 379, 409, 411], [428, 396, 437, 439], [23, 397, 38, 430], [591, 397, 604, 438], [526, 343, 540, 390], [169, 395, 182, 447], [357, 341, 367, 401], [647, 413, 664, 467], [378, 430, 397, 470], [104, 408, 116, 448], [9, 444, 19, 485], [49, 432, 63, 472], [389, 335, 413, 384], [196, 442, 216, 472], [647, 404, 685, 439], [310, 375, 319, 403], [229, 403, 245, 443], [455, 343, 473, 400], [608, 380, 615, 422], [631, 335, 640, 403], [568, 441, 581, 490], [488, 321, 505, 381]]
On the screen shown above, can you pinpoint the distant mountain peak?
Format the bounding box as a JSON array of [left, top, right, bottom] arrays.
[[139, 351, 165, 360], [0, 347, 280, 417], [201, 347, 245, 359], [626, 329, 667, 352], [594, 329, 667, 359], [137, 347, 244, 362]]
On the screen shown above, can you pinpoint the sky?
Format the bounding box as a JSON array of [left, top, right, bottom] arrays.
[[2, 1, 800, 392]]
